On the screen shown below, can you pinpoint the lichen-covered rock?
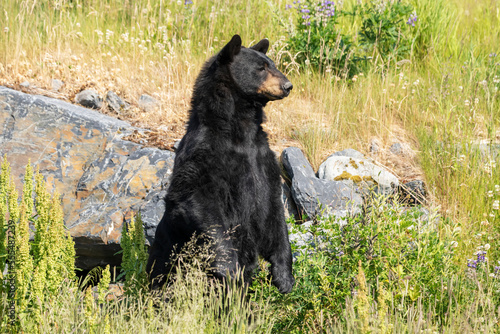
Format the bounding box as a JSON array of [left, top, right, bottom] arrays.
[[317, 154, 399, 196], [0, 86, 174, 269]]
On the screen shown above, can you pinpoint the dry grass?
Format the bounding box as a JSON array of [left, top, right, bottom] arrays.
[[0, 0, 428, 180], [1, 0, 499, 240]]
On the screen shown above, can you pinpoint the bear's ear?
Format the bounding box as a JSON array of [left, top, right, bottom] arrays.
[[250, 39, 269, 54], [218, 35, 242, 64]]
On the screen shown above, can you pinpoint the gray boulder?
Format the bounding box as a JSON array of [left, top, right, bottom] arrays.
[[106, 91, 130, 114], [138, 94, 158, 112], [0, 86, 173, 269], [370, 139, 380, 154], [281, 178, 299, 220], [75, 89, 103, 109], [281, 147, 363, 219], [51, 79, 64, 92], [390, 142, 403, 155], [400, 180, 426, 205], [281, 146, 316, 179]]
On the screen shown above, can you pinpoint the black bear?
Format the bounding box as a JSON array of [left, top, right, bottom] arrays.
[[146, 35, 295, 294]]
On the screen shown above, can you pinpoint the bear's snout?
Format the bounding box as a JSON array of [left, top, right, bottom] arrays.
[[282, 81, 293, 96], [258, 73, 293, 100]]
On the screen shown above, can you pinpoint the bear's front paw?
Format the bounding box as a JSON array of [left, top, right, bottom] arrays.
[[272, 272, 295, 294]]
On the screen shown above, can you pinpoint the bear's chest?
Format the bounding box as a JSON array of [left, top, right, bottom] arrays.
[[222, 144, 272, 207], [226, 146, 265, 188]]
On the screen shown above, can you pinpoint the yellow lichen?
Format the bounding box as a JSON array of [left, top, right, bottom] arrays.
[[362, 176, 375, 182], [351, 175, 363, 182], [349, 158, 359, 169], [334, 171, 353, 181], [334, 171, 376, 184]]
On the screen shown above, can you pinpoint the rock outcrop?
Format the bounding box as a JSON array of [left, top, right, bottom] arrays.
[[0, 86, 174, 269], [281, 147, 363, 219]]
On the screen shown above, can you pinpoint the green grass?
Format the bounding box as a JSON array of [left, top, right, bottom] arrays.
[[1, 0, 500, 332]]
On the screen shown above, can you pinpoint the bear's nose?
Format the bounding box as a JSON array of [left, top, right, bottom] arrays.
[[283, 81, 293, 94]]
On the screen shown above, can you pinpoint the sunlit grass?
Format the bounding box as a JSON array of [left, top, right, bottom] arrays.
[[1, 0, 500, 332]]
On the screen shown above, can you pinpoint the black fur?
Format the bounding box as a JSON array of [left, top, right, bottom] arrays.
[[146, 35, 295, 294]]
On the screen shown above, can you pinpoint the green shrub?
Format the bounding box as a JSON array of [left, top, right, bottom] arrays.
[[0, 157, 76, 331], [355, 1, 415, 66], [251, 195, 459, 332], [282, 0, 418, 76], [118, 213, 149, 295], [284, 0, 355, 76]]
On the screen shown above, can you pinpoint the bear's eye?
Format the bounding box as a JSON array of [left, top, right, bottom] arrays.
[[259, 63, 268, 72]]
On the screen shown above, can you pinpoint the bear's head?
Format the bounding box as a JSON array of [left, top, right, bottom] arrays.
[[217, 35, 293, 101]]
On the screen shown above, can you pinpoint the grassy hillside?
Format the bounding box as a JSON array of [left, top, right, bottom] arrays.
[[1, 0, 500, 332]]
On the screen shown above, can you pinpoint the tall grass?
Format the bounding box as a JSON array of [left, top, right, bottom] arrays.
[[1, 259, 273, 333]]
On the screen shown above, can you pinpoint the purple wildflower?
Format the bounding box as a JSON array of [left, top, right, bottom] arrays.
[[467, 259, 478, 269], [477, 250, 487, 263], [406, 11, 417, 27], [184, 0, 193, 5], [286, 4, 292, 9], [301, 8, 310, 13], [318, 1, 335, 17]]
